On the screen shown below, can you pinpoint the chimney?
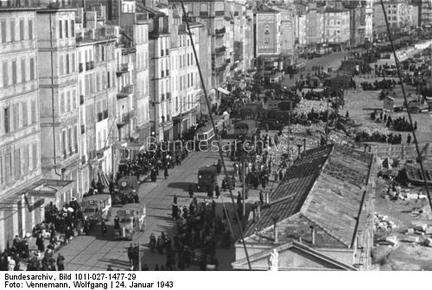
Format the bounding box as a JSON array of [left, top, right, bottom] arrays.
[[310, 225, 316, 245], [296, 144, 302, 158]]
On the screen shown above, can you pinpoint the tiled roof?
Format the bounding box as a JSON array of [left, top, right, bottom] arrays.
[[244, 145, 373, 248]]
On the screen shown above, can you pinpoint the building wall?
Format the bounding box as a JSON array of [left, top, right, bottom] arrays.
[[37, 9, 79, 198], [365, 0, 374, 40], [0, 9, 43, 247], [421, 0, 432, 26], [324, 10, 350, 44], [255, 12, 281, 56], [306, 6, 324, 45], [279, 7, 295, 56]]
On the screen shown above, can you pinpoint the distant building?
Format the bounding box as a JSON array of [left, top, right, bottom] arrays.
[[232, 145, 377, 271], [324, 5, 350, 48], [254, 7, 281, 57], [420, 0, 432, 26], [306, 2, 324, 46], [373, 0, 411, 36]]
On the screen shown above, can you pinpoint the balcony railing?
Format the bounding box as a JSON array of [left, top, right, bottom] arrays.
[[215, 46, 226, 54], [79, 63, 84, 72], [81, 125, 85, 134], [117, 112, 133, 127], [86, 61, 94, 70], [117, 85, 134, 99], [116, 63, 129, 77], [97, 112, 103, 122], [215, 27, 226, 36]]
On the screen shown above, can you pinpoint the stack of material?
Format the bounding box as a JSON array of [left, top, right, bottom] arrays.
[[374, 213, 397, 232]]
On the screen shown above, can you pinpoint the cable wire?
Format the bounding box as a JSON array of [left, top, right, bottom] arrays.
[[380, 0, 432, 212], [178, 2, 252, 269]]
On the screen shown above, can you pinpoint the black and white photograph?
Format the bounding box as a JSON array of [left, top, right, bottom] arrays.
[[0, 0, 432, 279]]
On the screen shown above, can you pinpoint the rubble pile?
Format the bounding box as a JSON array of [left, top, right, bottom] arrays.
[[294, 99, 329, 115], [405, 222, 432, 247]]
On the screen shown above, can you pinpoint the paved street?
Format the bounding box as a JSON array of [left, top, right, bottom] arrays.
[[54, 143, 277, 271]]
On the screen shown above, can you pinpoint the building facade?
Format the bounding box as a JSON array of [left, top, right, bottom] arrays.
[[255, 8, 281, 56], [323, 7, 350, 46], [37, 8, 80, 201]]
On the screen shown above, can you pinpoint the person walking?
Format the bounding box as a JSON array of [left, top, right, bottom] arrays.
[[56, 253, 65, 271], [127, 244, 134, 266], [164, 166, 169, 179], [101, 220, 107, 237], [407, 134, 412, 145]]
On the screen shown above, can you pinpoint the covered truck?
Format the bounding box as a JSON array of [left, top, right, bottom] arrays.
[[114, 203, 146, 240], [82, 194, 112, 225]]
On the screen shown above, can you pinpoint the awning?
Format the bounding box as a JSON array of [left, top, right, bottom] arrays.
[[217, 87, 230, 95]]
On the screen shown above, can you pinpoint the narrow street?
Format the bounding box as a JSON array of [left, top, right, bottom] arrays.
[[57, 148, 258, 271]]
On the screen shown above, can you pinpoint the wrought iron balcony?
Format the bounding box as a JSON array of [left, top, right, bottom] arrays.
[[117, 85, 134, 99], [214, 46, 226, 54], [215, 27, 226, 37], [86, 61, 94, 70], [116, 63, 129, 77]]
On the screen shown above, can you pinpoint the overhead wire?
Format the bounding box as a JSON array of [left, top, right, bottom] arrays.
[[379, 0, 432, 212], [178, 1, 252, 269]]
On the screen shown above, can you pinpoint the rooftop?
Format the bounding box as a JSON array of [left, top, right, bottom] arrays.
[[243, 144, 373, 248]]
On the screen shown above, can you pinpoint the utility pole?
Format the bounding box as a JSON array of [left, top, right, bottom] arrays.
[[242, 151, 246, 226]]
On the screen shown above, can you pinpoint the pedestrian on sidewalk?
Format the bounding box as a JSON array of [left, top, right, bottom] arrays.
[[101, 220, 107, 237], [215, 185, 220, 199], [164, 166, 169, 179], [127, 244, 134, 266], [56, 253, 65, 271]]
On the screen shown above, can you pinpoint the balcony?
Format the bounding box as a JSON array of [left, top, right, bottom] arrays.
[[116, 63, 129, 77], [214, 63, 228, 74], [103, 109, 108, 119], [80, 95, 84, 105], [97, 112, 103, 122], [81, 125, 85, 134], [86, 61, 94, 70], [136, 13, 148, 24], [150, 27, 169, 38], [215, 27, 226, 37], [79, 63, 84, 72], [117, 85, 134, 99], [122, 46, 137, 55], [117, 112, 133, 127], [214, 46, 226, 55]]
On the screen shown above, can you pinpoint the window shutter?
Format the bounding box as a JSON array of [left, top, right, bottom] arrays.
[[21, 59, 26, 83], [19, 19, 24, 40], [30, 58, 35, 80], [28, 19, 33, 39], [10, 20, 15, 42]]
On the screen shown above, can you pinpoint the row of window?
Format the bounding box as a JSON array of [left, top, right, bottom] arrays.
[[59, 52, 76, 76], [0, 142, 39, 186], [179, 73, 195, 91], [59, 89, 77, 115], [179, 53, 194, 69], [0, 18, 33, 43], [61, 125, 78, 159], [59, 19, 75, 39], [2, 100, 38, 136], [80, 70, 116, 97], [1, 58, 36, 88]]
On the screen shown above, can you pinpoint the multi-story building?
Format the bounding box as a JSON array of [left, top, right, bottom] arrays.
[[168, 0, 227, 110], [254, 7, 281, 57], [364, 0, 374, 41], [294, 3, 308, 49], [273, 4, 296, 65], [421, 0, 432, 27], [169, 9, 202, 139], [75, 7, 119, 194], [306, 3, 324, 46], [344, 1, 366, 48], [37, 7, 80, 201], [146, 5, 172, 141], [373, 0, 411, 35], [324, 5, 350, 47], [120, 5, 151, 148]]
